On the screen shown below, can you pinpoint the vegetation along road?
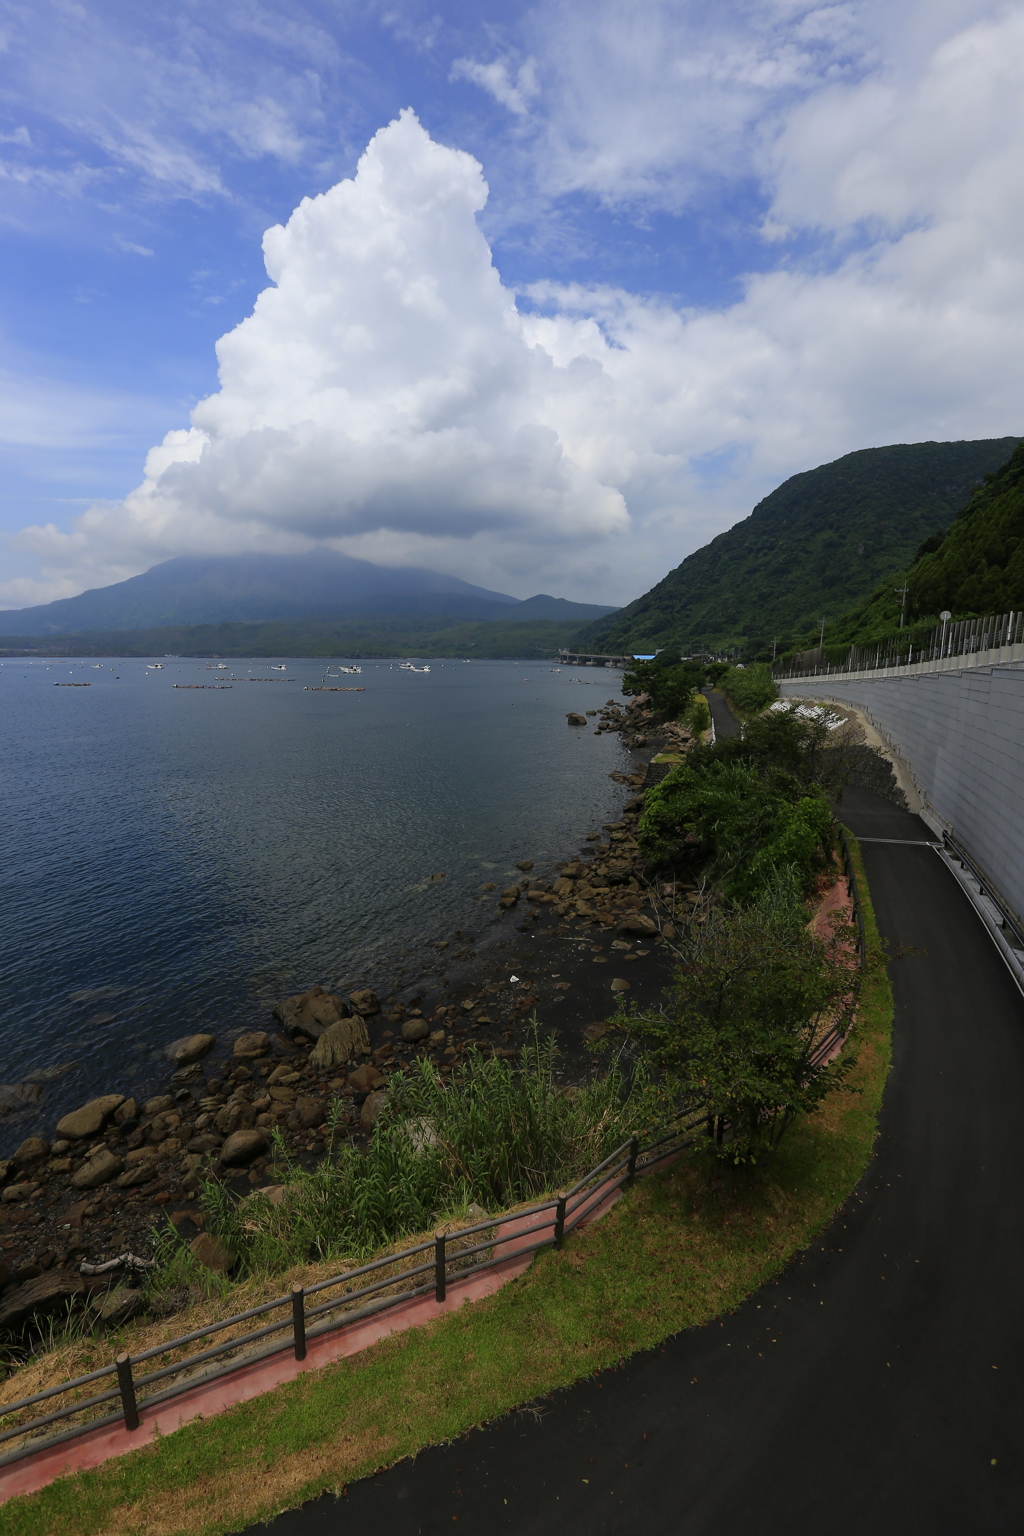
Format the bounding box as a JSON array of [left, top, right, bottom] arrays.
[[259, 784, 1024, 1535]]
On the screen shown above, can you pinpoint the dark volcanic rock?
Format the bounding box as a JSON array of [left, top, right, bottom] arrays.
[[0, 1270, 85, 1331]]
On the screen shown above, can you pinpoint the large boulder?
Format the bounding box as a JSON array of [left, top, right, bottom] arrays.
[[401, 1016, 429, 1043], [617, 914, 658, 936], [12, 1137, 50, 1167], [349, 988, 381, 1017], [566, 712, 587, 726], [187, 1132, 222, 1155], [189, 1233, 235, 1274], [71, 1148, 123, 1189], [233, 1031, 270, 1060], [91, 1284, 142, 1329], [309, 1016, 370, 1071], [0, 1082, 43, 1112], [347, 1063, 383, 1093], [294, 1096, 326, 1131], [56, 1094, 125, 1140], [165, 1033, 215, 1066], [220, 1128, 269, 1165], [360, 1089, 389, 1134], [143, 1095, 175, 1117], [273, 985, 349, 1040], [215, 1098, 256, 1137], [116, 1162, 156, 1188], [0, 1270, 85, 1332], [2, 1183, 39, 1204]]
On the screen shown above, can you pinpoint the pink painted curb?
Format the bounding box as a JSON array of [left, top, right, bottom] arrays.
[[0, 1182, 628, 1503]]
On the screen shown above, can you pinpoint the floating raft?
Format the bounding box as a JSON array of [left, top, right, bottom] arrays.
[[54, 682, 91, 686], [305, 686, 366, 692], [173, 684, 233, 689]]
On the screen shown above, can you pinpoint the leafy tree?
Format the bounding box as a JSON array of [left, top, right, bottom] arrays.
[[619, 887, 857, 1165], [638, 707, 844, 900], [622, 656, 704, 717], [718, 662, 777, 714]]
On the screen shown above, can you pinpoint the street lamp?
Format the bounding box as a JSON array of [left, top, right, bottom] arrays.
[[939, 609, 951, 658], [895, 581, 909, 629]]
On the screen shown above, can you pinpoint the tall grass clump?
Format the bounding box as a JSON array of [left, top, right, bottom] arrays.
[[192, 1029, 661, 1280]]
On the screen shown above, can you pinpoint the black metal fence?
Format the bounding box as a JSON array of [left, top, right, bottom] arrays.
[[0, 1112, 707, 1468], [777, 608, 1024, 681]]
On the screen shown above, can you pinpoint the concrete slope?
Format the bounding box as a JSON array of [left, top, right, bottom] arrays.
[[261, 785, 1024, 1535]]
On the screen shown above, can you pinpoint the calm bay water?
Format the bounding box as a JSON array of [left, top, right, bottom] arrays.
[[0, 655, 628, 1148]]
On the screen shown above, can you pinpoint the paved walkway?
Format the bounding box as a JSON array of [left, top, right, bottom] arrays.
[[705, 688, 742, 738], [262, 784, 1024, 1534]]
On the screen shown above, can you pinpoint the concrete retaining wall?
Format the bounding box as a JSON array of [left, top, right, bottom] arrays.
[[779, 661, 1024, 929]]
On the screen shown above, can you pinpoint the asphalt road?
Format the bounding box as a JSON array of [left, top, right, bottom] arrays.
[[706, 688, 742, 739], [257, 785, 1024, 1536]]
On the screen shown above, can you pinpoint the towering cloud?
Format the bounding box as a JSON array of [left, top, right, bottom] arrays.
[[12, 7, 1024, 608], [30, 112, 628, 593]]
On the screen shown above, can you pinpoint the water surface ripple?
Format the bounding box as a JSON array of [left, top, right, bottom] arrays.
[[1, 656, 627, 1147]]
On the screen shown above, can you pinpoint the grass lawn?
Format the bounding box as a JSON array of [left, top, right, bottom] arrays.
[[1, 833, 891, 1536]]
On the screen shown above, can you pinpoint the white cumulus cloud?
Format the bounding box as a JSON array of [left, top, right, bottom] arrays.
[[14, 111, 631, 597], [10, 3, 1024, 610]]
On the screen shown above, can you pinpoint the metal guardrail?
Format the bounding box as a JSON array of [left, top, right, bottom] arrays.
[[940, 831, 1024, 954], [0, 837, 870, 1470], [776, 608, 1024, 681]]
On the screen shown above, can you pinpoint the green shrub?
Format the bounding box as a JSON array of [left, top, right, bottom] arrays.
[[188, 1031, 662, 1279], [687, 693, 711, 734], [719, 662, 778, 715], [638, 752, 833, 902], [614, 886, 857, 1165]]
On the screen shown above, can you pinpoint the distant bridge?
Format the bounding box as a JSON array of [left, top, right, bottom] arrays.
[[557, 650, 631, 668]]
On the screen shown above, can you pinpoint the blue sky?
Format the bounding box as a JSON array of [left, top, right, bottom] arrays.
[[2, 0, 1023, 608]]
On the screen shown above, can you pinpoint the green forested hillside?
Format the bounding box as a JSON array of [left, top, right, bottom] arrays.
[[822, 440, 1024, 648], [576, 438, 1020, 655], [0, 614, 590, 660]]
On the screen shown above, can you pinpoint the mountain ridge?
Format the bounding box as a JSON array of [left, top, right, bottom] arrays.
[[0, 552, 617, 636], [817, 438, 1024, 650], [574, 437, 1021, 655]]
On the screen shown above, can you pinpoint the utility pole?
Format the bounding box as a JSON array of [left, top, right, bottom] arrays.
[[895, 580, 909, 629], [772, 637, 778, 661], [819, 616, 827, 651]]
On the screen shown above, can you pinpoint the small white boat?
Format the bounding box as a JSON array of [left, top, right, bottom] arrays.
[[270, 664, 287, 670]]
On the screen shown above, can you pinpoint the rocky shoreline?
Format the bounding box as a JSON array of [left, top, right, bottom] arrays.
[[0, 689, 700, 1341]]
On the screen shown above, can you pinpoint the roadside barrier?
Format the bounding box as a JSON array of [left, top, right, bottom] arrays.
[[776, 607, 1024, 681], [0, 1110, 707, 1468]]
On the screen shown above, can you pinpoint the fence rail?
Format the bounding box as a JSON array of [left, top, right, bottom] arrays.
[[0, 1117, 708, 1467], [776, 608, 1024, 681], [0, 841, 868, 1471]]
